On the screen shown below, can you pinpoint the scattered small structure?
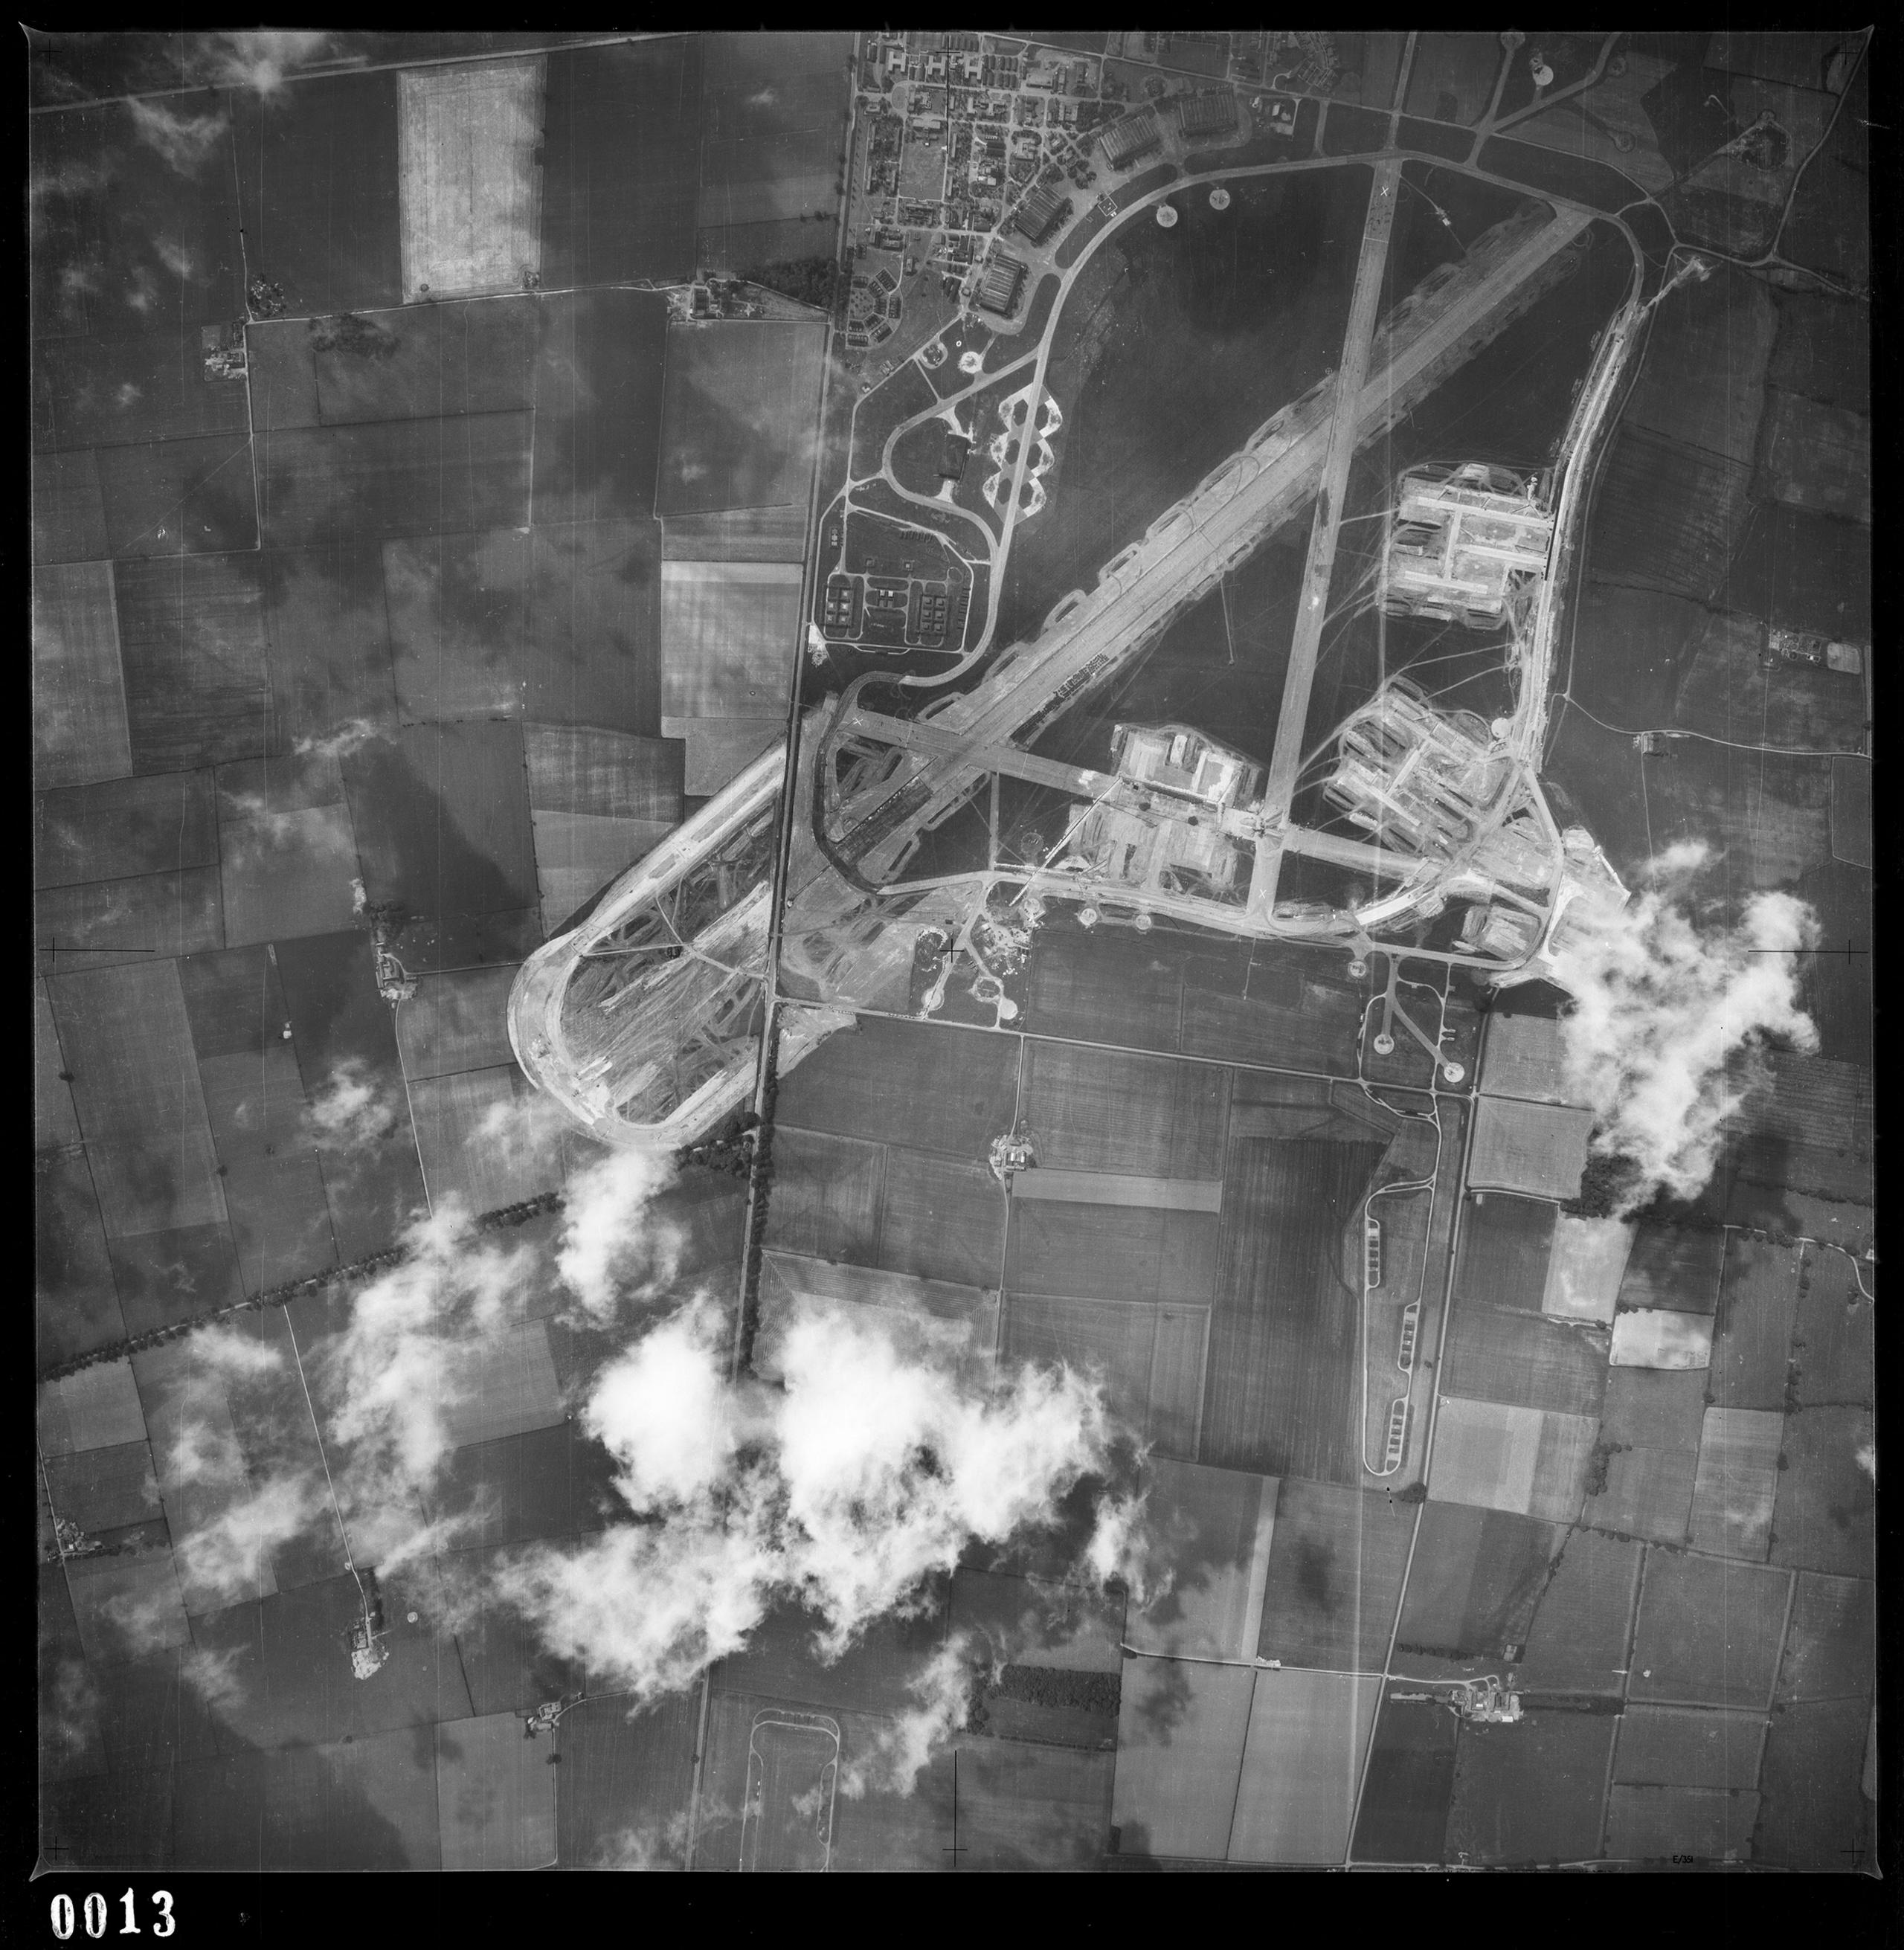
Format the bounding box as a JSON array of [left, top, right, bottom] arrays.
[[1261, 94, 1299, 138], [54, 1516, 103, 1560], [523, 1693, 585, 1738], [367, 909, 418, 1005], [348, 1617, 389, 1680], [202, 321, 248, 380], [1391, 1673, 1524, 1723], [988, 1127, 1038, 1188]]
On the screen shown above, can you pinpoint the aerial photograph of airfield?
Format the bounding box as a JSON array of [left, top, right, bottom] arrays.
[[33, 28, 1874, 1874]]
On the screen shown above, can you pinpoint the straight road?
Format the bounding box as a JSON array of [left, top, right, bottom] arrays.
[[1253, 157, 1403, 916]]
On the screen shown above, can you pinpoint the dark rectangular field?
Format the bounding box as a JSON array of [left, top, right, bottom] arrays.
[[697, 31, 850, 248], [1788, 1250, 1873, 1409], [86, 1643, 227, 1779], [541, 39, 704, 289], [342, 721, 538, 923], [30, 102, 244, 342], [1452, 1193, 1554, 1314], [260, 1731, 443, 1870], [257, 414, 531, 548], [1443, 1304, 1607, 1417], [36, 769, 217, 886], [1711, 1235, 1800, 1410], [47, 953, 214, 1148], [1201, 1136, 1385, 1482], [1583, 1444, 1698, 1547], [1770, 1406, 1875, 1579], [1005, 1202, 1218, 1308], [438, 1422, 616, 1548], [1758, 390, 1869, 524], [1000, 1292, 1155, 1429], [42, 1766, 176, 1870], [763, 1127, 883, 1264], [1403, 32, 1500, 123], [35, 869, 225, 973], [223, 1153, 338, 1293], [1774, 1573, 1874, 1706], [877, 1148, 1010, 1290], [950, 1740, 1115, 1870], [826, 1714, 959, 1870], [256, 541, 400, 748], [168, 1753, 263, 1868], [1629, 1551, 1789, 1710], [695, 216, 834, 274], [232, 72, 403, 315], [1590, 426, 1754, 602], [1723, 500, 1870, 640], [1613, 1705, 1766, 1791], [1514, 1531, 1642, 1695], [35, 330, 254, 453], [556, 1691, 698, 1868], [33, 559, 129, 786], [97, 433, 259, 559], [237, 300, 542, 440], [530, 291, 670, 527], [1623, 265, 1775, 464], [1395, 1502, 1557, 1658], [654, 321, 826, 515], [382, 527, 530, 723], [1351, 1696, 1455, 1864], [1444, 1708, 1615, 1864], [1563, 582, 1702, 728], [1618, 1220, 1725, 1314], [1026, 928, 1185, 1052], [522, 521, 664, 731], [1767, 289, 1870, 414], [660, 505, 808, 561], [1255, 1478, 1415, 1670], [107, 1222, 245, 1336], [1180, 974, 1366, 1076], [245, 322, 324, 433], [1020, 1043, 1229, 1180], [1752, 1696, 1872, 1870], [774, 1017, 1019, 1159], [33, 449, 110, 563]]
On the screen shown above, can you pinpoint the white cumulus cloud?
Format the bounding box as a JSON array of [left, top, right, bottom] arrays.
[[1548, 843, 1819, 1209]]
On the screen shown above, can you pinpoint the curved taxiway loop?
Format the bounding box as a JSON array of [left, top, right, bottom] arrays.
[[511, 111, 1654, 1154], [852, 147, 1651, 695]]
